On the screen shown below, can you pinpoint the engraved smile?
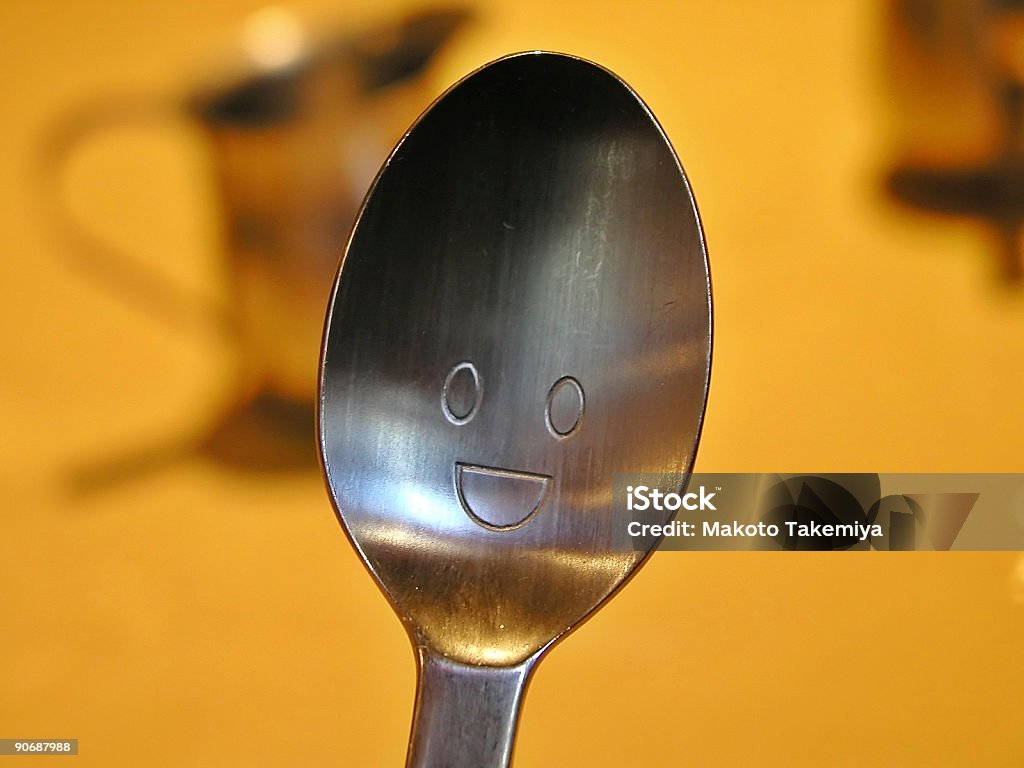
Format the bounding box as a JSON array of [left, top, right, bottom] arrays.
[[455, 462, 551, 530]]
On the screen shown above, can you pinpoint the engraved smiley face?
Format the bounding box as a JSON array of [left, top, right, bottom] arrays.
[[442, 360, 585, 530]]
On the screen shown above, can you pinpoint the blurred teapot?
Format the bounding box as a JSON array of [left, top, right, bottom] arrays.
[[883, 0, 1024, 282], [44, 5, 470, 473]]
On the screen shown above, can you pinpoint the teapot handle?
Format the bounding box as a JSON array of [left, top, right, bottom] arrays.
[[36, 92, 233, 336]]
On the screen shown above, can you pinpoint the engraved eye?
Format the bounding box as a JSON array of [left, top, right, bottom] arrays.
[[545, 376, 584, 438], [443, 361, 483, 425]]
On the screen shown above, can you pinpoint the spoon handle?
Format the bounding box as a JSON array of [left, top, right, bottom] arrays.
[[406, 650, 535, 768]]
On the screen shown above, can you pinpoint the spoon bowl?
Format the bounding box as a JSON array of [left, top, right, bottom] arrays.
[[319, 51, 711, 766]]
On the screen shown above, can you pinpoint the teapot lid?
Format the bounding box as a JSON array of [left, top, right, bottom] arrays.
[[188, 6, 472, 127]]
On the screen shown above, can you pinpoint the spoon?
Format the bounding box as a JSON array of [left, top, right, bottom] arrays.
[[319, 51, 711, 767]]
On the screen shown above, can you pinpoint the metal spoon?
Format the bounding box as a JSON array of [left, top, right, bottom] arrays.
[[319, 51, 711, 767]]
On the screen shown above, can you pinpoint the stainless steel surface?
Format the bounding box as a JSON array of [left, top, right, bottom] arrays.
[[319, 51, 711, 767]]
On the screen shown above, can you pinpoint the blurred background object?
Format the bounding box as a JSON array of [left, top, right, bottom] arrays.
[[41, 5, 470, 483], [885, 0, 1024, 282], [2, 1, 1024, 766]]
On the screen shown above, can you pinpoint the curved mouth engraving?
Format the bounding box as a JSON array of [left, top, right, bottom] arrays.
[[455, 462, 551, 531]]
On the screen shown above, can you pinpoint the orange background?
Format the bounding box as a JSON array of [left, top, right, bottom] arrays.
[[2, 1, 1023, 765]]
